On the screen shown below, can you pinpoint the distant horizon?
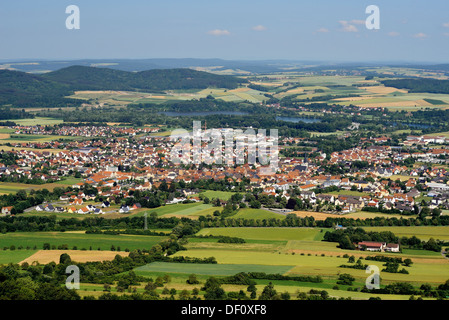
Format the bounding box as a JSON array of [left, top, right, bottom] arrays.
[[1, 1, 449, 63], [1, 57, 448, 65]]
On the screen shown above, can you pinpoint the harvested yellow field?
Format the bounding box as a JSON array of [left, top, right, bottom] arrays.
[[0, 134, 10, 139], [356, 100, 432, 108], [291, 211, 336, 221], [360, 86, 408, 94], [229, 88, 251, 93], [250, 81, 283, 87], [74, 90, 120, 94], [0, 145, 60, 153], [285, 88, 305, 94], [333, 96, 375, 102], [144, 95, 166, 99], [20, 250, 129, 264]]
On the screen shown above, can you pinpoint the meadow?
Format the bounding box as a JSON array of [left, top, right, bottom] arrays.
[[0, 231, 166, 252], [199, 190, 235, 201], [362, 226, 449, 241], [231, 208, 286, 220], [134, 202, 214, 218], [0, 182, 71, 195], [196, 227, 328, 241], [134, 261, 294, 276]]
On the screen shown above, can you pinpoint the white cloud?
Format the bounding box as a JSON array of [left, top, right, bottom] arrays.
[[443, 22, 449, 28], [207, 29, 230, 36], [339, 21, 358, 32], [350, 20, 366, 25], [388, 31, 400, 37], [252, 25, 267, 31], [316, 27, 329, 33], [413, 32, 427, 39]]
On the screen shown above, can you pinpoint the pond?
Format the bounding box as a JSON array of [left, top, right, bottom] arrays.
[[160, 111, 248, 116], [276, 116, 322, 123]]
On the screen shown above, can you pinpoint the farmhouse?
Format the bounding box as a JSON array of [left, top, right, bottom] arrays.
[[357, 241, 385, 252], [385, 243, 400, 252], [1, 206, 13, 215], [119, 205, 130, 213]]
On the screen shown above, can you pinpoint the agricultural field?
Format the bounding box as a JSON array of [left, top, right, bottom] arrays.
[[199, 190, 235, 201], [134, 261, 294, 276], [68, 85, 270, 106], [0, 231, 166, 252], [0, 182, 70, 195], [0, 249, 38, 264], [134, 202, 213, 218], [8, 117, 64, 126], [169, 227, 449, 288], [20, 249, 129, 264], [196, 227, 328, 241], [231, 208, 286, 220], [362, 226, 449, 241]]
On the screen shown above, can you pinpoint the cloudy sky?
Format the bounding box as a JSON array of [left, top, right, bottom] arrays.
[[1, 0, 449, 62]]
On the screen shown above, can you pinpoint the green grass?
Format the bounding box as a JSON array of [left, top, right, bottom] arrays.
[[0, 232, 166, 251], [54, 177, 84, 185], [401, 249, 442, 256], [423, 98, 448, 105], [134, 202, 206, 217], [328, 190, 367, 197], [362, 226, 449, 241], [172, 248, 449, 284], [0, 250, 37, 264], [231, 208, 286, 220], [134, 262, 295, 276], [196, 227, 329, 241], [9, 117, 64, 126], [200, 190, 235, 201]]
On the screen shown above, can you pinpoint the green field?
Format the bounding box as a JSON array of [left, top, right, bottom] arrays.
[[0, 182, 77, 195], [0, 250, 38, 264], [55, 177, 84, 186], [0, 232, 166, 251], [172, 248, 449, 285], [231, 208, 286, 220], [329, 190, 368, 197], [9, 117, 64, 126], [199, 190, 235, 201], [134, 202, 214, 217], [196, 227, 328, 241], [362, 226, 449, 241], [134, 261, 294, 276]]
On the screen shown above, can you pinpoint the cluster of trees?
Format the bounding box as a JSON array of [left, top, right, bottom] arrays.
[[400, 236, 442, 252], [0, 107, 33, 120], [323, 227, 398, 250], [381, 78, 449, 94], [323, 227, 444, 253], [217, 236, 246, 244], [362, 280, 449, 299]]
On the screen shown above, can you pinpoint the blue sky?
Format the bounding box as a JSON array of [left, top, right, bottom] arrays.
[[1, 0, 449, 62]]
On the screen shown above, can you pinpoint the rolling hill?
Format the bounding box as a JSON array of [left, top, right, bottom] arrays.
[[0, 66, 247, 108], [41, 66, 247, 91]]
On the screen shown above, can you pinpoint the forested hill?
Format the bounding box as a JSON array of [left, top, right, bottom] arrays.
[[0, 69, 76, 108], [42, 66, 247, 91], [381, 78, 449, 94], [0, 66, 247, 108]]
